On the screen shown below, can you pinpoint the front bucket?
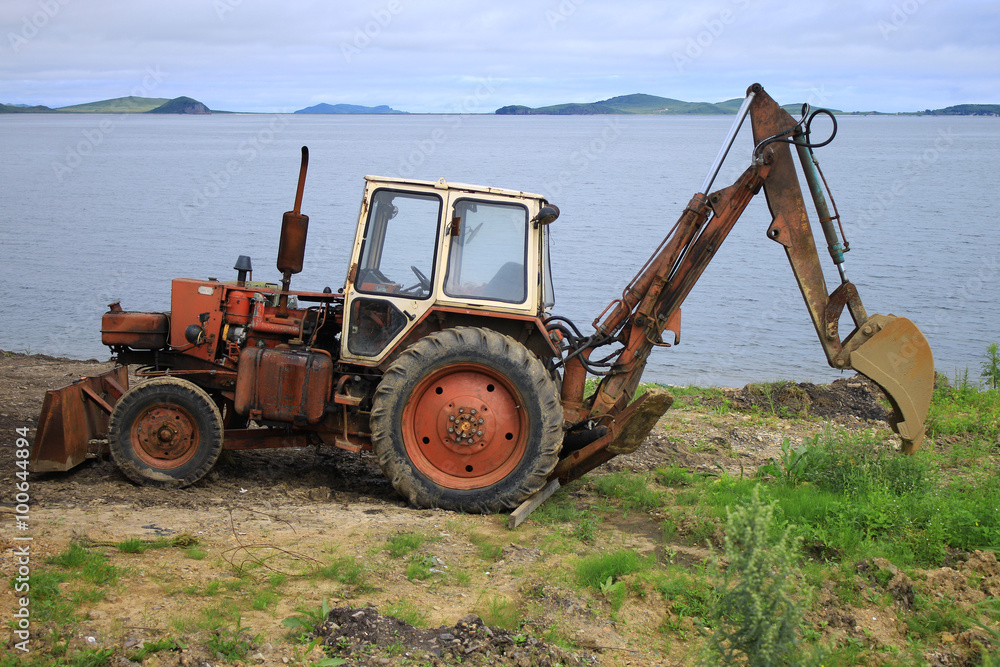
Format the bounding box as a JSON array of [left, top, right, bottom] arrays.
[[850, 315, 934, 453], [29, 366, 129, 472]]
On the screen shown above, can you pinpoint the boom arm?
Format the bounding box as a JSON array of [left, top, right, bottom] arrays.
[[553, 84, 933, 484]]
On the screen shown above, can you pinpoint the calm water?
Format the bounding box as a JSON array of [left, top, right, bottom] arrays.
[[1, 113, 997, 387]]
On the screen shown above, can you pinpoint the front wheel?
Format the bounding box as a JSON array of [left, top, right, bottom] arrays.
[[371, 327, 562, 512], [108, 377, 224, 487]]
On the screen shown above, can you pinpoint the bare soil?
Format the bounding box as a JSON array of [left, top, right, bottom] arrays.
[[0, 352, 992, 666]]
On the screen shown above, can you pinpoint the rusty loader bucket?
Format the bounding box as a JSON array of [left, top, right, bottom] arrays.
[[29, 366, 129, 472]]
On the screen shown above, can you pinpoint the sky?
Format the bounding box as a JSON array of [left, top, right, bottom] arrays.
[[1, 0, 997, 114]]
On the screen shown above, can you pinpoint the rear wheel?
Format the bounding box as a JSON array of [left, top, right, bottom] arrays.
[[109, 377, 224, 488], [371, 327, 562, 512]]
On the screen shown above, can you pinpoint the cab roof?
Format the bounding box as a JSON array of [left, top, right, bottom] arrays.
[[364, 175, 547, 202]]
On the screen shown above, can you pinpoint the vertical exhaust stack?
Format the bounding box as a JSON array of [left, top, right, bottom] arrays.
[[276, 146, 310, 317]]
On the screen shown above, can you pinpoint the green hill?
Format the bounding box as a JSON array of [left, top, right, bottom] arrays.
[[0, 103, 55, 113], [923, 104, 1000, 116], [147, 96, 210, 114], [58, 96, 171, 113], [496, 93, 755, 115], [496, 94, 843, 115]]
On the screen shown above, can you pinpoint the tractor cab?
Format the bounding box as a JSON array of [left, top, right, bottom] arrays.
[[340, 176, 558, 365]]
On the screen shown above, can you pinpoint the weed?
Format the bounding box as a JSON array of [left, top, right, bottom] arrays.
[[475, 594, 521, 630], [282, 599, 330, 641], [706, 485, 805, 666], [469, 532, 504, 561], [758, 438, 811, 485], [127, 636, 186, 662], [185, 545, 208, 560], [205, 620, 259, 661], [405, 554, 440, 581], [252, 589, 279, 610], [384, 532, 430, 558], [982, 342, 1000, 390], [576, 549, 649, 591], [316, 555, 368, 588], [656, 464, 695, 487], [591, 471, 664, 512], [384, 598, 428, 627]]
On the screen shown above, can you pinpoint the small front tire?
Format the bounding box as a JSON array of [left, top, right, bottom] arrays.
[[109, 377, 224, 488]]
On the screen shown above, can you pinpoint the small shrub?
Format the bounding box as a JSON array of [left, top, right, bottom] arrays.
[[982, 342, 1000, 390], [706, 485, 804, 667]]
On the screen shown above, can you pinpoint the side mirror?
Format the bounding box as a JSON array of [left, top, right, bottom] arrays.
[[532, 205, 560, 227]]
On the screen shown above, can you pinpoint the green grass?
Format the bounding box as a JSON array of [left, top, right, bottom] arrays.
[[383, 532, 432, 558], [591, 471, 664, 512], [383, 598, 428, 628], [475, 594, 522, 630], [575, 549, 650, 591], [315, 555, 368, 587]]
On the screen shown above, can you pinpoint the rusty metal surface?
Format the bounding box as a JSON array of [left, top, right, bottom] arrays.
[[234, 346, 333, 424], [30, 366, 128, 472], [849, 315, 934, 452], [750, 89, 840, 364], [101, 310, 169, 350], [554, 387, 674, 483]]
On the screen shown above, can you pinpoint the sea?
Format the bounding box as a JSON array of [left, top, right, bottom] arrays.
[[1, 112, 997, 388]]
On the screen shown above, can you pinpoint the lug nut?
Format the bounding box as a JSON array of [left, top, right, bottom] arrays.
[[448, 427, 454, 433]]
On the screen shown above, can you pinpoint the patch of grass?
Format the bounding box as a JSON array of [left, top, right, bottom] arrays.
[[205, 620, 260, 662], [384, 532, 431, 558], [591, 471, 664, 512], [475, 594, 521, 630], [383, 598, 428, 628], [656, 568, 720, 625], [927, 380, 1000, 441], [251, 589, 280, 611], [575, 549, 650, 591], [316, 555, 368, 587], [282, 599, 330, 641], [405, 554, 440, 581], [655, 464, 696, 487], [184, 545, 208, 560], [469, 532, 503, 561], [127, 636, 186, 662]]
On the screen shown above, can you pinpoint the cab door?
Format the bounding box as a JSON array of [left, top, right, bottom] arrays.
[[341, 186, 443, 363]]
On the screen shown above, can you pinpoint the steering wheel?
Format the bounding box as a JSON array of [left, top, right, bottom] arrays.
[[400, 265, 431, 295]]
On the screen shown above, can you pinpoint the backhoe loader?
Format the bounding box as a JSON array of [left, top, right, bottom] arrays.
[[29, 84, 933, 523]]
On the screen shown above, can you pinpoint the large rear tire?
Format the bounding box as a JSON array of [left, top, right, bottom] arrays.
[[109, 377, 224, 488], [371, 327, 562, 512]]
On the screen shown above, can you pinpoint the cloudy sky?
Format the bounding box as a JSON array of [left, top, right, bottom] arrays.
[[2, 0, 997, 113]]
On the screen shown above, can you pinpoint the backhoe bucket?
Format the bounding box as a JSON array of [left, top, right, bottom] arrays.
[[29, 367, 129, 472], [849, 316, 934, 453]]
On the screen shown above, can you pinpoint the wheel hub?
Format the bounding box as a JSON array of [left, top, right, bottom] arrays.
[[402, 365, 526, 488], [132, 405, 198, 465], [446, 407, 487, 447]]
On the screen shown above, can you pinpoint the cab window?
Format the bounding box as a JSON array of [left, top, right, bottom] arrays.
[[356, 190, 441, 298], [443, 199, 528, 304]]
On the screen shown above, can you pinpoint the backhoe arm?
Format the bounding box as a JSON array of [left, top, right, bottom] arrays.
[[554, 84, 933, 484]]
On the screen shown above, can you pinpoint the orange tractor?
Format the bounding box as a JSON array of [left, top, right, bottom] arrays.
[[30, 85, 934, 521]]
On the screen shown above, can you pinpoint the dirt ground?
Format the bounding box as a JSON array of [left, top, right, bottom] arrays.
[[0, 352, 991, 666]]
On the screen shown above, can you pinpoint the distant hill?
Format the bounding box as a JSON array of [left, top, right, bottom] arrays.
[[294, 103, 405, 114], [496, 93, 749, 115], [147, 96, 210, 114], [496, 94, 847, 115], [0, 103, 55, 113], [922, 104, 1000, 116], [58, 96, 171, 113]]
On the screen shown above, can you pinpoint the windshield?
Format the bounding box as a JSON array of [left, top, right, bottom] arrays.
[[355, 189, 441, 299]]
